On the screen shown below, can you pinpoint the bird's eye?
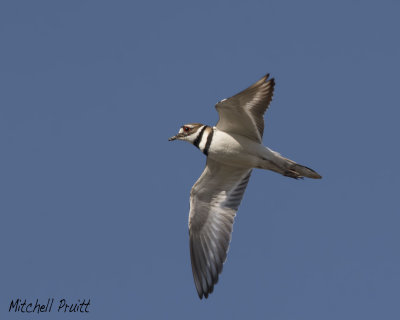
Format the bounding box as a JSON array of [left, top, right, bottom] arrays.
[[183, 126, 190, 132]]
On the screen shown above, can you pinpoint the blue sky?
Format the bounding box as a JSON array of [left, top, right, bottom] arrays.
[[1, 1, 399, 319]]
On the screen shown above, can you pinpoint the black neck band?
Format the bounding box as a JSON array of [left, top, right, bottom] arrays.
[[203, 129, 213, 156]]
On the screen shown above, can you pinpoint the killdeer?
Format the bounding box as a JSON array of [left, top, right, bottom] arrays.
[[169, 73, 321, 299]]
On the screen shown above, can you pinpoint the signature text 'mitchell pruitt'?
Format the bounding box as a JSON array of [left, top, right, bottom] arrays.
[[9, 298, 91, 313]]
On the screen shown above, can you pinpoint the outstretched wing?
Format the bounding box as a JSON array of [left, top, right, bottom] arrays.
[[189, 158, 252, 298], [215, 74, 275, 143]]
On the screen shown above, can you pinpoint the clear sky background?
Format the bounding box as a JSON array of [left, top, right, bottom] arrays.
[[1, 1, 399, 319]]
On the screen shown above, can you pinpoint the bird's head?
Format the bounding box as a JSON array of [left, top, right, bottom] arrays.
[[169, 123, 204, 144]]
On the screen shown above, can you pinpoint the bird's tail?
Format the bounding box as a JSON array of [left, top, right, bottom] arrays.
[[261, 149, 322, 179], [286, 162, 322, 179]]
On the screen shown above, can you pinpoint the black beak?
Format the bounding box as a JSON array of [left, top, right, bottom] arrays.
[[169, 133, 184, 141], [168, 135, 178, 141]]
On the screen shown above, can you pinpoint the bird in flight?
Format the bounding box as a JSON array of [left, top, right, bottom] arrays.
[[169, 73, 321, 299]]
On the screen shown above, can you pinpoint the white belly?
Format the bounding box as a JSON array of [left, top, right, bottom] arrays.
[[207, 130, 266, 168]]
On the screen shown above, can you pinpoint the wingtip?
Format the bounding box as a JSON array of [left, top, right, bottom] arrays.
[[263, 72, 275, 80], [262, 73, 275, 87], [255, 73, 274, 89], [197, 291, 208, 300]]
